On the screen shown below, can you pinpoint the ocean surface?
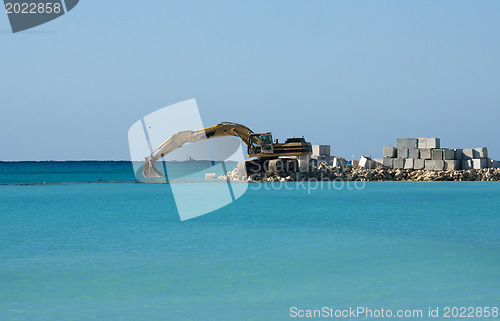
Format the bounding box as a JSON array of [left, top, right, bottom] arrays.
[[1, 161, 499, 321]]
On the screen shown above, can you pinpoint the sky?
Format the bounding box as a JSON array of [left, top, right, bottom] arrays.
[[1, 0, 499, 161]]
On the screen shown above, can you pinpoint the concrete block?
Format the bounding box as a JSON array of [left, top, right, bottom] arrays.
[[397, 138, 418, 149], [432, 149, 443, 160], [444, 160, 460, 170], [462, 159, 473, 170], [312, 145, 331, 157], [462, 148, 474, 160], [332, 157, 346, 169], [425, 160, 444, 171], [473, 147, 488, 159], [404, 158, 414, 169], [359, 156, 372, 169], [472, 159, 488, 169], [442, 149, 455, 160], [383, 158, 394, 168], [490, 159, 500, 168], [408, 148, 419, 159], [424, 160, 434, 171], [419, 149, 432, 160], [398, 148, 409, 159], [374, 158, 393, 168], [393, 158, 404, 169], [426, 138, 440, 149], [418, 138, 440, 149], [417, 138, 427, 149], [324, 145, 331, 156], [352, 160, 359, 167], [434, 160, 444, 171], [312, 145, 320, 157], [414, 159, 425, 170], [454, 149, 464, 160], [383, 146, 397, 158]]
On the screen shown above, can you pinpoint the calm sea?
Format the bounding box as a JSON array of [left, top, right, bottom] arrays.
[[1, 161, 499, 321]]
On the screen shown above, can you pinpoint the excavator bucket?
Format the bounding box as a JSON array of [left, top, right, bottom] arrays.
[[143, 157, 164, 179]]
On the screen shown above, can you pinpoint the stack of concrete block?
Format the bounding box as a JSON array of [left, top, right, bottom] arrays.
[[379, 138, 496, 170], [312, 145, 330, 157], [454, 147, 493, 169], [311, 144, 333, 165]]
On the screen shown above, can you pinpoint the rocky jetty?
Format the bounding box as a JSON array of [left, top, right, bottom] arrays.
[[219, 162, 500, 182]]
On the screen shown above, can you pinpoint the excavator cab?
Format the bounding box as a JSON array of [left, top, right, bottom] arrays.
[[248, 132, 274, 156]]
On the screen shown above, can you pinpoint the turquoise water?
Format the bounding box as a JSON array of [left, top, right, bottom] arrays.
[[1, 162, 499, 321]]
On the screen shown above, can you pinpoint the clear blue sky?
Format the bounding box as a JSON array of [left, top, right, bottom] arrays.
[[1, 1, 499, 161]]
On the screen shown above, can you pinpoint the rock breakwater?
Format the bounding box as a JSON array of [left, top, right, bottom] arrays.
[[219, 162, 500, 182]]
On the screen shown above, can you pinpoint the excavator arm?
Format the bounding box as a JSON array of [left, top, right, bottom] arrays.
[[143, 122, 256, 178], [149, 122, 255, 162]]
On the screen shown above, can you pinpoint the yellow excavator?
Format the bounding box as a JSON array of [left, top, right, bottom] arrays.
[[143, 122, 312, 179]]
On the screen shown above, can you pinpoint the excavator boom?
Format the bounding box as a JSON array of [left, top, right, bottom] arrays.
[[149, 122, 254, 162]]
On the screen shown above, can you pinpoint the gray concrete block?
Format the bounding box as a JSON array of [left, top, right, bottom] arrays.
[[473, 147, 488, 159], [472, 159, 488, 169], [332, 157, 346, 169], [393, 158, 404, 169], [490, 159, 500, 168], [383, 146, 397, 158], [426, 138, 440, 149], [462, 148, 474, 160], [408, 148, 419, 159], [383, 158, 393, 168], [444, 160, 460, 170], [374, 158, 393, 168], [397, 138, 418, 149], [454, 149, 464, 160], [312, 145, 331, 157], [419, 148, 432, 160], [434, 160, 444, 171], [425, 160, 444, 171], [359, 156, 373, 169], [432, 149, 443, 160], [417, 138, 427, 149], [418, 138, 440, 149], [404, 158, 414, 169], [442, 149, 455, 160], [398, 147, 409, 159], [462, 159, 473, 170], [414, 159, 425, 170], [424, 160, 434, 171], [323, 145, 331, 156]]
